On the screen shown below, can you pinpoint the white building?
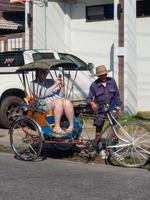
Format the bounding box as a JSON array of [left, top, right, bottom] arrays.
[[25, 0, 150, 114]]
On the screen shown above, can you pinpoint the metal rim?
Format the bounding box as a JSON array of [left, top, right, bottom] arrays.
[[9, 116, 43, 161], [108, 122, 150, 168]]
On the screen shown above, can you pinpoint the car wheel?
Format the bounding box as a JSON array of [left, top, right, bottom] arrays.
[[0, 96, 22, 128]]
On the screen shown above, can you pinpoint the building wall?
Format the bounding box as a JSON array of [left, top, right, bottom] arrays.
[[33, 0, 114, 68], [137, 17, 150, 111], [33, 1, 66, 50], [124, 0, 137, 114], [31, 0, 150, 113], [70, 0, 114, 67]]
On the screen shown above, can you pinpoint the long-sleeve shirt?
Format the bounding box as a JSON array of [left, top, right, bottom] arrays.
[[87, 77, 122, 111], [30, 79, 64, 103]]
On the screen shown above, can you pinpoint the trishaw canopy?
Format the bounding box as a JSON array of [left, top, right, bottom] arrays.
[[16, 59, 78, 73]]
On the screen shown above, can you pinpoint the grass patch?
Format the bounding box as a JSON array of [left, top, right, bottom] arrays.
[[82, 114, 144, 127], [136, 111, 150, 120], [119, 115, 140, 122]]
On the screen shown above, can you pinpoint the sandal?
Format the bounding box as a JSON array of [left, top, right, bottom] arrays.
[[65, 126, 73, 134], [52, 127, 67, 138]]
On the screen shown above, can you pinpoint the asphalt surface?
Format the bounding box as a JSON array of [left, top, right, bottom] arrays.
[[0, 153, 150, 200]]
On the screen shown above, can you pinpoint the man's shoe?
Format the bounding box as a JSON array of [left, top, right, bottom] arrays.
[[99, 149, 107, 160]]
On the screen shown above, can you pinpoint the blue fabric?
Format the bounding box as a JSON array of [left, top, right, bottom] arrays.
[[45, 115, 55, 125], [41, 117, 83, 139], [71, 117, 83, 139], [42, 126, 52, 137]]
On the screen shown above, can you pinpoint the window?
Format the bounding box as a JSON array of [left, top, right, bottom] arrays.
[[137, 0, 150, 17], [0, 52, 24, 67], [58, 53, 88, 70], [32, 53, 55, 61], [86, 4, 114, 22], [3, 11, 25, 21]]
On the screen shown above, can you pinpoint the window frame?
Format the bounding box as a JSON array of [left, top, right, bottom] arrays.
[[136, 0, 150, 18], [86, 4, 114, 22]]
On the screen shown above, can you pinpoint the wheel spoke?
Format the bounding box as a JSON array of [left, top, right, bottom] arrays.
[[134, 146, 149, 160], [108, 143, 131, 148], [135, 146, 150, 155], [114, 124, 133, 141], [109, 122, 150, 167], [135, 131, 150, 143], [27, 143, 38, 155], [10, 117, 43, 161]]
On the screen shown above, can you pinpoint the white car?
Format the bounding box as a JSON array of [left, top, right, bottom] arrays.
[[0, 49, 95, 128]]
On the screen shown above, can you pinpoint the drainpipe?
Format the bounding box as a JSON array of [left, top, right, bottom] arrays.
[[28, 1, 33, 49], [26, 0, 33, 50], [118, 0, 124, 109]]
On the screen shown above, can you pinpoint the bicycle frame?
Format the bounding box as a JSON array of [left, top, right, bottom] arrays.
[[80, 108, 134, 150], [107, 112, 132, 140]]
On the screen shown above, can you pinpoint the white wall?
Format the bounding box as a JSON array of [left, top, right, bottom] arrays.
[[137, 17, 150, 111], [33, 1, 67, 51], [32, 0, 114, 68], [124, 0, 137, 114], [33, 3, 46, 49], [70, 0, 115, 68]]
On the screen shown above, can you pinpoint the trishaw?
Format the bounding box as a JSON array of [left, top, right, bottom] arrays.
[[9, 59, 150, 168]]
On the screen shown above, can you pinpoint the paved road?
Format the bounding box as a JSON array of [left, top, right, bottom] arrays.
[[0, 153, 150, 200]]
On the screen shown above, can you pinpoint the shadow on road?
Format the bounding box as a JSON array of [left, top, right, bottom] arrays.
[[40, 144, 81, 160], [13, 144, 83, 162]]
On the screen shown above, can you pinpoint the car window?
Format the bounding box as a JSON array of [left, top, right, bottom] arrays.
[[0, 52, 24, 67], [32, 53, 55, 61], [58, 53, 88, 70]]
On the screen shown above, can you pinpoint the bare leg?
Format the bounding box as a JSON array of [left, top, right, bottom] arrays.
[[95, 126, 103, 145], [63, 99, 74, 132], [48, 99, 65, 134]]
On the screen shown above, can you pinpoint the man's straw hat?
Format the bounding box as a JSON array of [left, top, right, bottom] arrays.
[[94, 65, 111, 76]]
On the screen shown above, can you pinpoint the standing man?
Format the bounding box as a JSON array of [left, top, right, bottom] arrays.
[[87, 65, 122, 157]]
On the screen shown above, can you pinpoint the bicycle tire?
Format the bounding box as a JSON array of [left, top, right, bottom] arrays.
[[9, 117, 43, 161], [108, 121, 150, 168]]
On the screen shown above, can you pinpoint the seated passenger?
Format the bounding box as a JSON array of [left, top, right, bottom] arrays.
[[30, 69, 74, 136]]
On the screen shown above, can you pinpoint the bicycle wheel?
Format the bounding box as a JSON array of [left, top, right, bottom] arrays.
[[9, 117, 43, 161], [108, 122, 150, 168]]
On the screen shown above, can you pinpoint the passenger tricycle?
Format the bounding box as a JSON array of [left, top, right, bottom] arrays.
[[9, 59, 150, 168]]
